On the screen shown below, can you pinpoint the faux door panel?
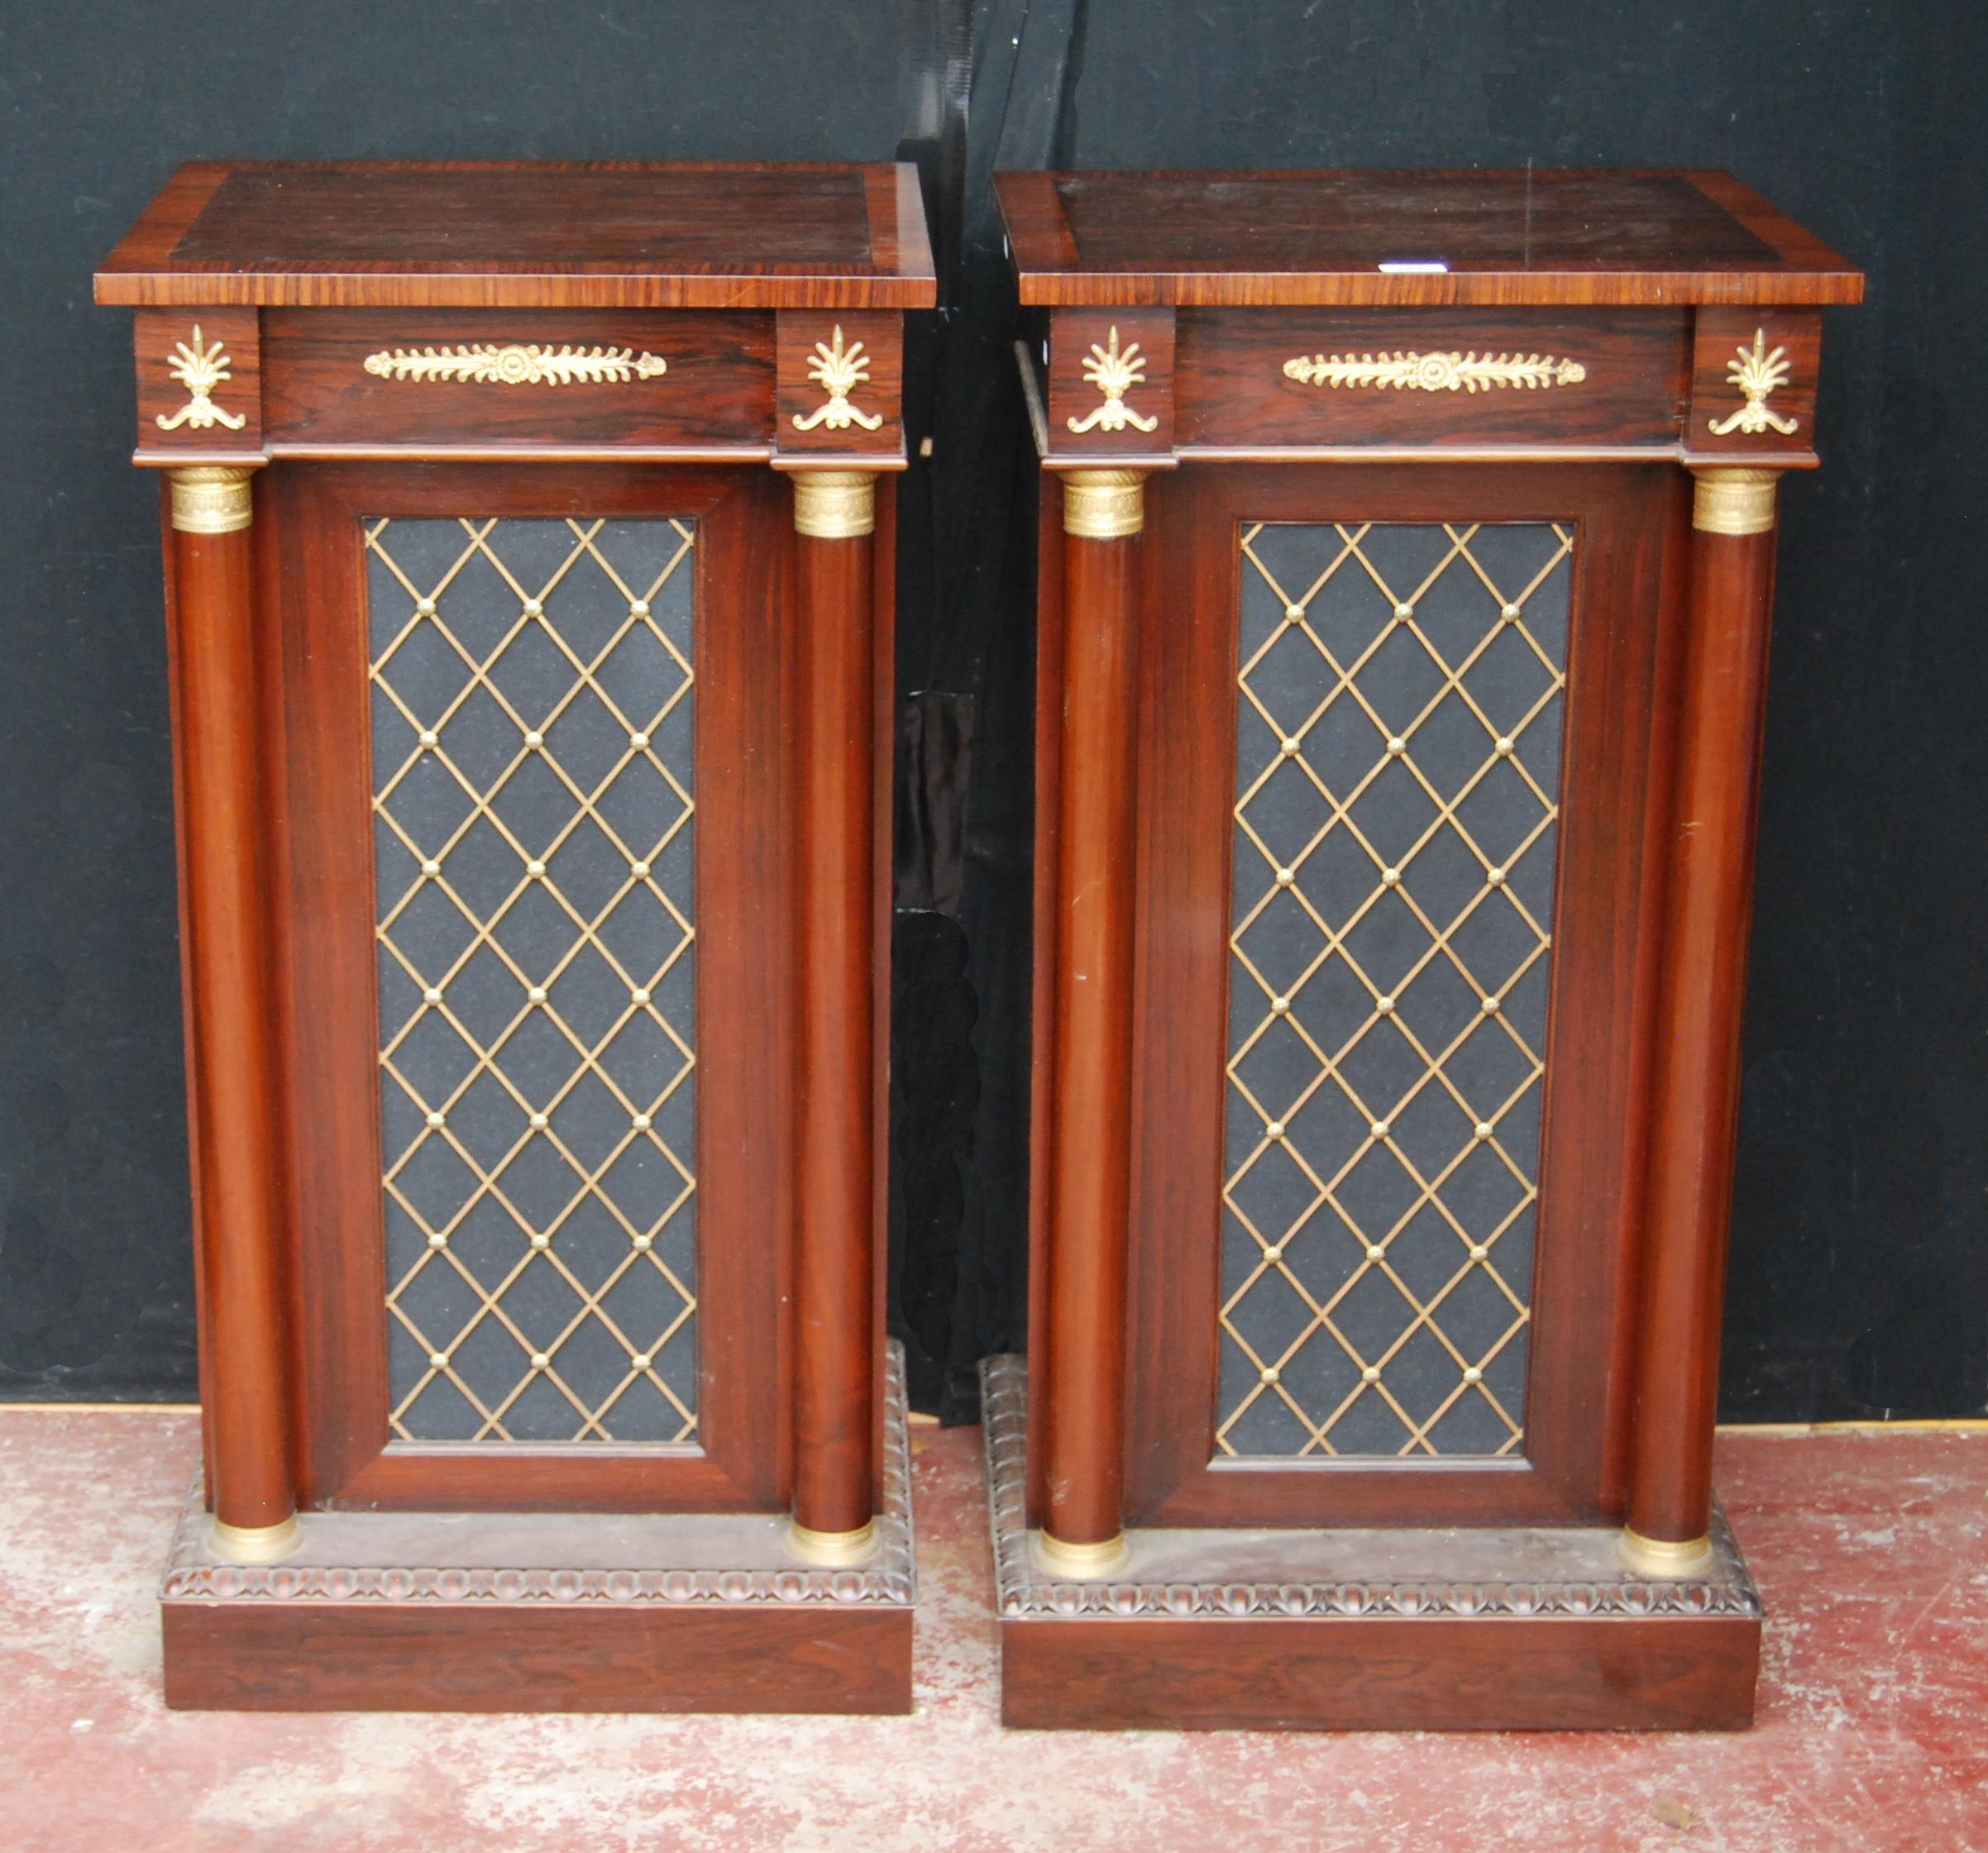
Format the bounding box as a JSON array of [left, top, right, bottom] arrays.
[[1122, 462, 1685, 1529], [267, 462, 794, 1512]]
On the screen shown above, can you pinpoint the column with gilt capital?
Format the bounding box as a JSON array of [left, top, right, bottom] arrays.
[[1622, 464, 1783, 1576], [774, 310, 903, 1564]]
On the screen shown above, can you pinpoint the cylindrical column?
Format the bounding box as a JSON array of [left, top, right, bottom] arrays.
[[787, 469, 882, 1567], [1622, 466, 1782, 1578], [1039, 469, 1147, 1578], [167, 465, 299, 1565]]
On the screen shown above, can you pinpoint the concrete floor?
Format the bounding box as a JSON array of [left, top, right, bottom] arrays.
[[1, 1411, 1983, 1852]]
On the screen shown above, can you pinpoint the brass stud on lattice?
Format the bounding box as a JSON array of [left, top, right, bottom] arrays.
[[418, 729, 438, 748], [423, 986, 442, 1003], [416, 598, 436, 617], [524, 730, 543, 748], [528, 986, 547, 1003]]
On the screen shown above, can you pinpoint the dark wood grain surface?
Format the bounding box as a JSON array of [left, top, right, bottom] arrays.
[[1000, 1612, 1758, 1731], [163, 1601, 913, 1713], [259, 309, 775, 456], [998, 170, 1862, 307], [98, 162, 937, 309], [1176, 307, 1690, 453]]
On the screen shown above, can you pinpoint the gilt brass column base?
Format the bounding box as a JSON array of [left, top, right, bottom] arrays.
[[1618, 1526, 1718, 1579], [1033, 1529, 1130, 1580], [208, 1514, 301, 1565], [786, 1516, 880, 1568]]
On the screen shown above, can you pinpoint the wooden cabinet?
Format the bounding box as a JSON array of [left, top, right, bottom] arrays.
[[97, 162, 933, 1712], [995, 169, 1861, 1730]]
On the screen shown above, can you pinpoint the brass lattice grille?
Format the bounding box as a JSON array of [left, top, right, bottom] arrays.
[[1216, 520, 1572, 1459], [366, 516, 698, 1443]]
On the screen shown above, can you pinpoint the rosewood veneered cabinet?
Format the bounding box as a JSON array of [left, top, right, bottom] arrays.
[[96, 162, 933, 1712], [994, 170, 1861, 1730]]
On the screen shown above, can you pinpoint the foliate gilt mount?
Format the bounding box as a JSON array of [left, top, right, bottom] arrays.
[[1706, 327, 1799, 436], [791, 325, 883, 432], [362, 345, 668, 386], [1283, 350, 1588, 394], [1066, 327, 1159, 434], [155, 325, 247, 432]]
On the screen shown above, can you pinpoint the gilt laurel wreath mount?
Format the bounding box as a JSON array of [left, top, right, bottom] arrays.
[[1283, 350, 1588, 394], [362, 344, 668, 386]]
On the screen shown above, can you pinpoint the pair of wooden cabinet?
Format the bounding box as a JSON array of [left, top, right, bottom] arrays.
[[98, 163, 1857, 1726]]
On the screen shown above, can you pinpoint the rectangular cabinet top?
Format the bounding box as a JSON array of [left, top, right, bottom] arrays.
[[97, 162, 936, 309], [997, 170, 1861, 307]]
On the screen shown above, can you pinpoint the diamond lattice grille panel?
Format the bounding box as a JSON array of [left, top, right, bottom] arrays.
[[1217, 520, 1571, 1459], [367, 516, 699, 1443]]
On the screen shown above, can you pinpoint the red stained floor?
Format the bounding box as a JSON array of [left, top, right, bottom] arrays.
[[0, 1411, 1982, 1851]]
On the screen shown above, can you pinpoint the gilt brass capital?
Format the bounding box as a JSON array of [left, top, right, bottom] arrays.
[[1061, 469, 1147, 541], [1690, 466, 1780, 537], [168, 465, 258, 536], [791, 469, 877, 540]]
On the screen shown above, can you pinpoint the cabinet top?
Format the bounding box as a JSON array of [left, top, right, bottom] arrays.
[[996, 170, 1861, 307], [96, 162, 937, 309]]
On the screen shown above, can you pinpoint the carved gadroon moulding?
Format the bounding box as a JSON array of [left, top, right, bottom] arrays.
[[979, 1354, 1761, 1621]]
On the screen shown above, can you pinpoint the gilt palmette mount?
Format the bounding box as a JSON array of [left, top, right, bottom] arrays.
[[1706, 327, 1799, 436], [1283, 350, 1588, 393], [791, 324, 883, 432], [362, 344, 668, 385], [1067, 326, 1159, 434], [156, 325, 247, 431]]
